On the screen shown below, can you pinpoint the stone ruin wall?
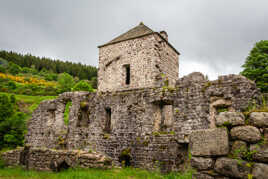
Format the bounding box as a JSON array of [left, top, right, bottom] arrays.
[[153, 33, 179, 87], [6, 72, 258, 172], [189, 112, 268, 179], [97, 33, 179, 92]]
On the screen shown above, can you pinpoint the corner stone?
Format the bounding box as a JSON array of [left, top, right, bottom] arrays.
[[190, 128, 229, 157], [230, 126, 261, 143], [216, 112, 245, 127], [214, 157, 251, 178], [252, 163, 268, 179]]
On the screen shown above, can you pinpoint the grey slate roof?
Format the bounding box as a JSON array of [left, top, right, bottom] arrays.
[[98, 22, 180, 55]]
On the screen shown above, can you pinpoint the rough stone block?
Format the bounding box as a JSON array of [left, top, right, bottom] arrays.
[[230, 126, 261, 143], [214, 157, 251, 178], [250, 112, 268, 128], [250, 144, 268, 163], [216, 112, 245, 127], [191, 157, 214, 170], [190, 128, 229, 156], [193, 172, 214, 179], [252, 163, 268, 179], [230, 140, 248, 159]]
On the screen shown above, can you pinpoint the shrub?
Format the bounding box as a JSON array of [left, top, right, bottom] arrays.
[[58, 73, 75, 92], [8, 63, 21, 75], [0, 66, 6, 73], [0, 94, 26, 149], [0, 157, 5, 169], [0, 112, 26, 149], [21, 67, 38, 74], [7, 81, 16, 90], [0, 94, 14, 122], [45, 73, 58, 81], [72, 80, 93, 92]]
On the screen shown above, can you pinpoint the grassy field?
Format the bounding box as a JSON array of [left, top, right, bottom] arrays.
[[0, 92, 57, 117], [0, 167, 193, 179]]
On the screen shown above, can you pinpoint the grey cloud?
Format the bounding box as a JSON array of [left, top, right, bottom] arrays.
[[0, 0, 268, 79]]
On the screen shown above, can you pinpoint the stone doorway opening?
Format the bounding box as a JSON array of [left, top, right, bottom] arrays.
[[57, 161, 70, 172], [119, 148, 132, 167], [50, 160, 70, 172]]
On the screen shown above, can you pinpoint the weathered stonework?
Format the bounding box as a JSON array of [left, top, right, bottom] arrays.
[[190, 112, 268, 178], [98, 23, 179, 92], [1, 23, 263, 174], [17, 72, 259, 172], [1, 147, 112, 171]]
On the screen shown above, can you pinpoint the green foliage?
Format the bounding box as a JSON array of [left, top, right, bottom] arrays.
[[231, 145, 257, 162], [0, 94, 14, 122], [89, 77, 97, 89], [8, 62, 21, 75], [0, 50, 97, 81], [216, 106, 228, 113], [58, 73, 75, 92], [0, 156, 5, 169], [21, 67, 38, 74], [0, 57, 8, 67], [0, 94, 26, 149], [241, 40, 268, 92], [0, 66, 6, 73], [64, 101, 72, 125], [0, 167, 194, 179], [72, 80, 93, 92]]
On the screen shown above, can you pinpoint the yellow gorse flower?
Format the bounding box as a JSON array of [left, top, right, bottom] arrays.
[[0, 72, 57, 87]]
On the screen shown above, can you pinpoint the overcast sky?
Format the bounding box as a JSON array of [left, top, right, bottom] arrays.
[[0, 0, 267, 79]]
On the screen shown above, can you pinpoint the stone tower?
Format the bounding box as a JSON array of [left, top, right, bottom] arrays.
[[97, 22, 180, 92]]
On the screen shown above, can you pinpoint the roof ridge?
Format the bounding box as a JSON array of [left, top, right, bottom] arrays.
[[99, 23, 154, 47]]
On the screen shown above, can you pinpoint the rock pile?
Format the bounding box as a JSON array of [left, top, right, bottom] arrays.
[[190, 112, 268, 179]]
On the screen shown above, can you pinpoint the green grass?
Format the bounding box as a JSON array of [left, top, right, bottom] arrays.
[[0, 167, 194, 179], [64, 101, 72, 125], [0, 92, 57, 120]]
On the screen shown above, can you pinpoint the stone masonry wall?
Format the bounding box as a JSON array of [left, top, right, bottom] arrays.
[[1, 147, 112, 171], [190, 112, 268, 179], [153, 34, 179, 87], [97, 33, 179, 92], [21, 72, 261, 172]]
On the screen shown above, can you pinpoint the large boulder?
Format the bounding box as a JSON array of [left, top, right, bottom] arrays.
[[252, 163, 268, 179], [250, 144, 268, 163], [250, 112, 268, 128], [216, 112, 245, 127], [190, 128, 229, 156], [214, 157, 251, 178], [230, 126, 261, 143], [191, 157, 214, 170]]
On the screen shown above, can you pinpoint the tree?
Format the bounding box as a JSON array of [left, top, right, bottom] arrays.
[[72, 80, 93, 92], [241, 40, 268, 92], [58, 72, 75, 92], [8, 62, 21, 75], [0, 94, 26, 149]]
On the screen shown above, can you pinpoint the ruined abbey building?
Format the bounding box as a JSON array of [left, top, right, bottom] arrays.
[[1, 23, 264, 175]]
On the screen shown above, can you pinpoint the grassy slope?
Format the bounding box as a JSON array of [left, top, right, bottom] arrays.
[[0, 92, 57, 119], [0, 167, 193, 179]]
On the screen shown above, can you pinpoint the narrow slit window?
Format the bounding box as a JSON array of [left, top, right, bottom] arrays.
[[104, 107, 111, 133], [125, 65, 130, 85]]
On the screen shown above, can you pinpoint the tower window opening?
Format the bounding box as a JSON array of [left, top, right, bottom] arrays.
[[124, 65, 130, 85], [104, 107, 111, 133]]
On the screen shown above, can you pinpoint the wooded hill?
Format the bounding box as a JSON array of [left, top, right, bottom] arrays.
[[0, 50, 97, 81]]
